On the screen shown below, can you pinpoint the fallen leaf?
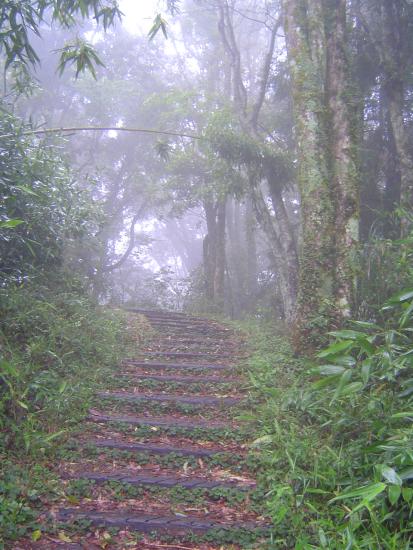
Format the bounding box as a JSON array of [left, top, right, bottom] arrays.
[[66, 494, 80, 504], [58, 531, 73, 543], [32, 530, 42, 541]]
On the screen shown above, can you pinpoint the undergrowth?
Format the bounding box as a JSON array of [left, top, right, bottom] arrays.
[[243, 294, 413, 549], [0, 283, 149, 546]]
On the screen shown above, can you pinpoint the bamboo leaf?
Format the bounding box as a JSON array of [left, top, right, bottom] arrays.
[[388, 485, 401, 505], [317, 340, 353, 358], [380, 465, 402, 486], [311, 365, 346, 375]]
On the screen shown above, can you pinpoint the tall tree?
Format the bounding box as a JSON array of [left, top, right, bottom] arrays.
[[283, 0, 359, 348]]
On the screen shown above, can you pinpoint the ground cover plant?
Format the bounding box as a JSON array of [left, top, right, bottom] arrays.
[[0, 287, 149, 545], [243, 288, 413, 549]]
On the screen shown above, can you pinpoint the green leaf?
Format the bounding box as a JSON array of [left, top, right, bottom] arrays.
[[334, 355, 356, 367], [390, 411, 413, 420], [402, 488, 413, 502], [386, 289, 413, 304], [340, 381, 363, 396], [361, 360, 371, 384], [380, 465, 402, 486], [329, 482, 386, 505], [399, 300, 413, 328], [43, 430, 66, 442], [399, 467, 413, 481], [311, 365, 346, 375], [352, 320, 381, 330], [357, 338, 375, 356], [317, 340, 353, 358], [148, 14, 168, 41], [16, 185, 39, 196], [312, 374, 342, 389], [388, 485, 401, 505], [32, 530, 42, 541], [329, 330, 366, 340], [318, 528, 328, 548], [0, 219, 25, 228], [331, 369, 352, 402]]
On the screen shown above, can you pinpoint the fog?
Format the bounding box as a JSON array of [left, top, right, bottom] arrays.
[[3, 0, 411, 321]]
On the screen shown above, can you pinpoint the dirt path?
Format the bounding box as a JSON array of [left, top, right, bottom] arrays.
[[17, 311, 269, 549]]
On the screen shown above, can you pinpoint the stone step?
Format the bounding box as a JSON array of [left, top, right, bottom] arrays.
[[125, 308, 201, 321], [57, 509, 268, 535], [96, 391, 242, 407], [120, 373, 239, 384], [88, 410, 233, 430], [63, 471, 255, 490], [139, 350, 231, 359], [153, 326, 231, 334], [148, 319, 212, 327], [85, 438, 231, 457], [122, 360, 229, 371], [158, 336, 233, 344]]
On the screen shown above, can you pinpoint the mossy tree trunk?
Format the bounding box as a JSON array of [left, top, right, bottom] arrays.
[[283, 0, 336, 348], [283, 0, 360, 349]]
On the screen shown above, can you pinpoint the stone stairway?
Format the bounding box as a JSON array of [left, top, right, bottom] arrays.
[[55, 310, 269, 548]]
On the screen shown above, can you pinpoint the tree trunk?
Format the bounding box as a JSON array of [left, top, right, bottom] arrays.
[[250, 179, 297, 320], [203, 196, 227, 312], [382, 109, 402, 238], [245, 195, 258, 312], [283, 0, 337, 348], [214, 200, 226, 310], [324, 0, 360, 317], [267, 173, 299, 315], [381, 0, 413, 231]]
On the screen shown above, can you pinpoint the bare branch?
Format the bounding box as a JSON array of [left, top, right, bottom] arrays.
[[102, 204, 147, 272], [250, 19, 280, 130], [0, 126, 201, 140]]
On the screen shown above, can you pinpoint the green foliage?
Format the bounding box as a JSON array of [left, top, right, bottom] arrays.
[[0, 285, 146, 545], [243, 297, 413, 547], [0, 461, 59, 542], [0, 284, 133, 453], [148, 14, 168, 40], [0, 107, 103, 286], [358, 225, 413, 317], [0, 0, 121, 77], [56, 38, 105, 79], [206, 113, 292, 183]]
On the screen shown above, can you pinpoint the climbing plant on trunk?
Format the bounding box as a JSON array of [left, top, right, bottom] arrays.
[[283, 0, 360, 350]]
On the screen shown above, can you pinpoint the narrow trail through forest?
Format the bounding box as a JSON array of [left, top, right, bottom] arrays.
[[31, 311, 269, 549]]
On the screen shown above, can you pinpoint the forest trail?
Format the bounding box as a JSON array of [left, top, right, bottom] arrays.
[[45, 311, 268, 549]]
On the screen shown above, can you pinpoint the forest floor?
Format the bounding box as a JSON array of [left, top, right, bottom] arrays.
[[10, 311, 271, 549]]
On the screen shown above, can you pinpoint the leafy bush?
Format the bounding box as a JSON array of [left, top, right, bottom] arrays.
[[244, 288, 413, 548], [0, 106, 103, 287], [0, 283, 139, 453], [0, 282, 150, 544]]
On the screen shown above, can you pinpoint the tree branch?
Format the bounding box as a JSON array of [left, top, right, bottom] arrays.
[[102, 205, 147, 272], [217, 2, 248, 115], [0, 126, 201, 140], [250, 20, 280, 130]]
